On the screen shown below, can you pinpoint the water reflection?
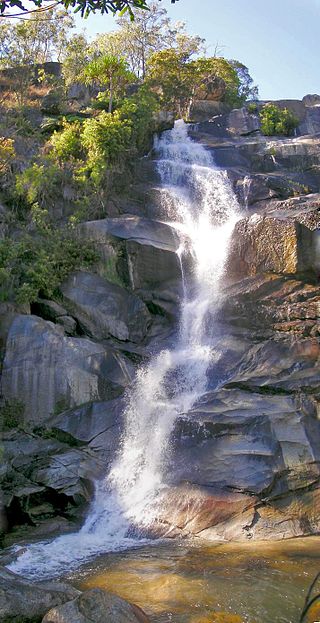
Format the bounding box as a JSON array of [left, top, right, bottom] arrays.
[[69, 537, 320, 623]]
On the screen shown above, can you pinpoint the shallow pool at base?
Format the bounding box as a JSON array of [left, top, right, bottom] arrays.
[[67, 537, 320, 623]]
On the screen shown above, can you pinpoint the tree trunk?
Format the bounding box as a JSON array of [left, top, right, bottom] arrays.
[[109, 75, 113, 113]]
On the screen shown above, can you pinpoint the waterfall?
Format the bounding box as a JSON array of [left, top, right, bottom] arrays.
[[8, 120, 240, 580]]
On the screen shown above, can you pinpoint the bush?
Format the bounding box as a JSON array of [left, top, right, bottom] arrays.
[[49, 119, 84, 162], [0, 399, 25, 429], [0, 227, 98, 305], [81, 110, 132, 183], [260, 103, 299, 136]]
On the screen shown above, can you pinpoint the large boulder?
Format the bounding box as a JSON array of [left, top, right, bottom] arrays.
[[0, 315, 134, 424], [227, 215, 314, 280], [61, 271, 151, 343], [80, 216, 182, 316], [1, 399, 125, 530], [0, 567, 80, 623], [42, 588, 149, 623], [227, 107, 260, 136]]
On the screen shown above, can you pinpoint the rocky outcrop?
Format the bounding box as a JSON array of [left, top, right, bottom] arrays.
[[0, 567, 80, 622], [1, 398, 124, 530], [42, 588, 149, 623], [227, 215, 315, 280], [0, 315, 134, 424], [80, 215, 182, 317], [61, 271, 151, 343]]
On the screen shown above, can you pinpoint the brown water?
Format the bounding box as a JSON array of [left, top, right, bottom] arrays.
[[68, 537, 320, 623]]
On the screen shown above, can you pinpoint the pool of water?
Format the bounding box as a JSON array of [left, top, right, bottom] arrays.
[[67, 537, 320, 623]]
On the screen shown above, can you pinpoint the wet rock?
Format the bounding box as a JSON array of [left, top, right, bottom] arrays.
[[61, 271, 151, 343], [42, 588, 150, 623], [0, 315, 134, 424], [0, 566, 80, 623], [227, 215, 314, 280]]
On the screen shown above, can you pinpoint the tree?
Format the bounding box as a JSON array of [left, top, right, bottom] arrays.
[[61, 32, 90, 85], [229, 60, 259, 102], [0, 8, 74, 67], [146, 50, 244, 117], [83, 54, 134, 112], [146, 48, 195, 116], [192, 56, 241, 106], [0, 8, 73, 105], [0, 0, 179, 19]]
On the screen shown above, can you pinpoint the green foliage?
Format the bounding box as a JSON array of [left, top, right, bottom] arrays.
[[83, 54, 135, 113], [119, 85, 159, 151], [260, 103, 299, 136], [146, 48, 195, 116], [81, 110, 132, 182], [0, 227, 97, 304], [0, 137, 15, 176], [0, 398, 25, 429], [247, 102, 258, 114], [15, 163, 62, 207], [146, 50, 246, 116], [0, 0, 171, 19], [49, 119, 83, 161], [192, 56, 241, 107]]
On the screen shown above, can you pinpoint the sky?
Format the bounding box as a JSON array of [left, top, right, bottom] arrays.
[[73, 0, 320, 101]]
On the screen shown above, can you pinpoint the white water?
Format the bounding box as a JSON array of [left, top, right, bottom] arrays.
[[8, 121, 239, 579]]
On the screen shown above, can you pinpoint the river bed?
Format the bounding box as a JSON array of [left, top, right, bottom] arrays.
[[67, 536, 320, 623]]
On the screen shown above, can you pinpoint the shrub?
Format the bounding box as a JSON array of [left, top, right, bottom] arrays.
[[81, 110, 132, 183], [49, 119, 84, 162], [0, 228, 98, 305], [0, 399, 25, 429], [0, 137, 15, 176], [260, 103, 299, 136]]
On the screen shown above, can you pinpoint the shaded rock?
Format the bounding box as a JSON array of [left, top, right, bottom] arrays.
[[47, 398, 124, 457], [80, 216, 182, 315], [227, 107, 260, 136], [0, 315, 134, 424], [0, 566, 79, 623], [190, 100, 227, 123], [61, 271, 151, 343], [221, 273, 320, 338], [42, 588, 150, 623], [31, 300, 77, 336], [227, 215, 314, 281]]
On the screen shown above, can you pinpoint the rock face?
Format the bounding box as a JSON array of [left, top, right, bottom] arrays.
[[42, 588, 149, 623], [61, 271, 151, 343], [80, 215, 182, 316], [227, 214, 314, 280], [0, 315, 133, 424], [1, 96, 320, 546], [0, 567, 80, 623]]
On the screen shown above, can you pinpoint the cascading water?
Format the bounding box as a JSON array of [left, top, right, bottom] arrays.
[[8, 120, 240, 580]]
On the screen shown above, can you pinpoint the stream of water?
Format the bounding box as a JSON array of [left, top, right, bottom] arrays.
[[8, 120, 240, 579]]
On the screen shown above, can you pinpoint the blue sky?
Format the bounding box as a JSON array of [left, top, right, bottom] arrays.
[[74, 0, 320, 100]]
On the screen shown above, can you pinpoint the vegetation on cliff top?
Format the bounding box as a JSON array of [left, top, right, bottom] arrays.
[[0, 2, 257, 305]]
